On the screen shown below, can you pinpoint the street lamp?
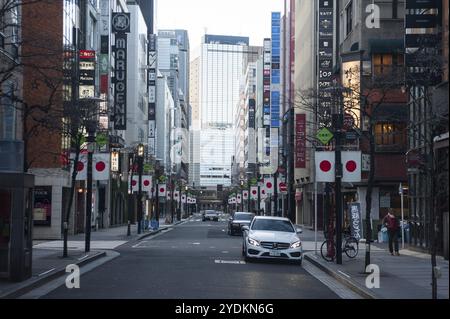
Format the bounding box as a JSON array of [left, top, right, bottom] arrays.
[[79, 97, 104, 253], [137, 143, 144, 234]]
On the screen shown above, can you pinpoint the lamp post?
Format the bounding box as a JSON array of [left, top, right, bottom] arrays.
[[127, 152, 134, 236], [240, 180, 244, 212], [85, 119, 96, 253], [137, 143, 144, 234], [79, 96, 104, 253], [185, 185, 188, 218]]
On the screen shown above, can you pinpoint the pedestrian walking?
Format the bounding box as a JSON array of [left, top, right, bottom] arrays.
[[382, 208, 400, 256]]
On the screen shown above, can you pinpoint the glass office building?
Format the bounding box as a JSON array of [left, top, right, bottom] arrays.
[[199, 35, 249, 186]]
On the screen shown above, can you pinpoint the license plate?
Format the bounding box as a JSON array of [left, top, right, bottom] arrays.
[[269, 250, 281, 257]]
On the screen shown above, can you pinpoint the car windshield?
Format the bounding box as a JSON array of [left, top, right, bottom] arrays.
[[206, 211, 216, 215], [234, 213, 254, 221], [251, 219, 295, 232]]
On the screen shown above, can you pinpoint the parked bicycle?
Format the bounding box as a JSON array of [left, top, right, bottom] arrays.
[[320, 230, 359, 262]]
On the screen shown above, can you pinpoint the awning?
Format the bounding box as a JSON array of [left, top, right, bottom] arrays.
[[369, 39, 404, 54]]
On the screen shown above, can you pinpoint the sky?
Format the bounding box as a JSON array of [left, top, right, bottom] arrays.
[[155, 0, 284, 60]]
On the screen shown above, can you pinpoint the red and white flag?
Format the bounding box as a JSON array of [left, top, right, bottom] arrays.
[[264, 178, 274, 194], [260, 188, 267, 199], [93, 153, 110, 181], [181, 193, 187, 203], [129, 176, 139, 193], [71, 153, 87, 181], [250, 187, 258, 200], [236, 194, 242, 204], [342, 151, 362, 182], [173, 191, 180, 202], [242, 190, 249, 200], [142, 176, 152, 194], [315, 151, 335, 182], [158, 184, 167, 197]]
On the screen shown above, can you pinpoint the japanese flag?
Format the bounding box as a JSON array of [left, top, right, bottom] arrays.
[[342, 151, 362, 182], [142, 176, 152, 194], [192, 198, 197, 204], [93, 153, 110, 181], [181, 193, 186, 203], [264, 178, 274, 194], [250, 187, 258, 200], [174, 191, 180, 202], [237, 194, 242, 204], [261, 188, 267, 199], [71, 152, 87, 181], [242, 190, 249, 200], [315, 151, 335, 182], [129, 176, 139, 193], [167, 190, 172, 200], [158, 184, 167, 197]]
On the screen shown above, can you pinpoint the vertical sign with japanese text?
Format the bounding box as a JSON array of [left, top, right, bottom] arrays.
[[318, 0, 334, 125], [112, 12, 130, 130], [295, 114, 306, 168]]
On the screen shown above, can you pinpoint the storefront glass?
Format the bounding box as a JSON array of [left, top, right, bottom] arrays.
[[0, 190, 11, 274]]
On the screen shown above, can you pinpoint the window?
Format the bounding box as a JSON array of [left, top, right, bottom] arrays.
[[346, 1, 353, 36], [373, 53, 404, 77], [375, 122, 406, 149]]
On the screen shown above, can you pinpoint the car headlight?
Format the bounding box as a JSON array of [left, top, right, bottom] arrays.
[[248, 237, 260, 246], [290, 241, 302, 249]]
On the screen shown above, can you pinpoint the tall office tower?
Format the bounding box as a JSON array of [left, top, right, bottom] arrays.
[[157, 29, 190, 179], [189, 57, 201, 186], [199, 35, 249, 187]]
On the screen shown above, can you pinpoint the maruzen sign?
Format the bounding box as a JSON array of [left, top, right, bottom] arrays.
[[112, 12, 130, 130]]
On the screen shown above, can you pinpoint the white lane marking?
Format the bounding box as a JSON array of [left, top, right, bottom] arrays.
[[215, 260, 246, 265], [338, 270, 351, 278], [221, 251, 229, 254], [192, 242, 201, 245], [38, 268, 56, 277]]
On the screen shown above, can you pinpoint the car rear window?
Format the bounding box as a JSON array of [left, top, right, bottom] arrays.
[[234, 213, 254, 221], [251, 219, 295, 232]]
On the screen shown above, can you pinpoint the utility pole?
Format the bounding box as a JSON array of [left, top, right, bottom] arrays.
[[274, 169, 278, 216], [333, 112, 344, 265], [85, 120, 95, 253], [137, 144, 144, 234]]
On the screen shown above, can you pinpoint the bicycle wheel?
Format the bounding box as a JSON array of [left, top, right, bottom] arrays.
[[320, 240, 336, 262], [344, 237, 359, 258]]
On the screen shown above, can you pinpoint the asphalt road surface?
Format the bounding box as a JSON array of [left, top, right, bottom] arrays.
[[42, 216, 339, 299]]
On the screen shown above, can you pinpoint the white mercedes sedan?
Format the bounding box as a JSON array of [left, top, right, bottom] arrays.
[[242, 216, 303, 265]]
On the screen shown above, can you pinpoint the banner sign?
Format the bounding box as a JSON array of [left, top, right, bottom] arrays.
[[295, 114, 306, 168], [318, 0, 334, 124], [79, 50, 95, 99], [112, 12, 130, 130], [349, 203, 362, 241]]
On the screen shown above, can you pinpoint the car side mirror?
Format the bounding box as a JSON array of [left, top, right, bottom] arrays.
[[242, 226, 249, 232], [296, 227, 303, 234]]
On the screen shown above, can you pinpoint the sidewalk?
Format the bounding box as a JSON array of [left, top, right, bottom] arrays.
[[0, 217, 189, 299], [304, 241, 449, 299]]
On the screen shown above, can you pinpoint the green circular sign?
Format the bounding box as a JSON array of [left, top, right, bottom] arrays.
[[143, 163, 153, 172]]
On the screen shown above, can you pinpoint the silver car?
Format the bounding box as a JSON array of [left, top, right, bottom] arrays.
[[242, 216, 303, 265]]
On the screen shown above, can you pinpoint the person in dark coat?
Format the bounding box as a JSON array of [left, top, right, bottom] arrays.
[[382, 209, 400, 256]]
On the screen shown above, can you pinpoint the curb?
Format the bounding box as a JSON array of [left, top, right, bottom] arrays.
[[304, 254, 378, 299], [0, 251, 106, 299], [136, 219, 188, 241]]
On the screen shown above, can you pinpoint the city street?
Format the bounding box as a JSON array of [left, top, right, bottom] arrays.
[[41, 216, 338, 299]]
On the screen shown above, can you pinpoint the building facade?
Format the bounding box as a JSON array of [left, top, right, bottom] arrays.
[[199, 34, 249, 187]]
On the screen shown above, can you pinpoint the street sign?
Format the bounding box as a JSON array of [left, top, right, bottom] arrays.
[[143, 163, 153, 173], [316, 127, 334, 145]]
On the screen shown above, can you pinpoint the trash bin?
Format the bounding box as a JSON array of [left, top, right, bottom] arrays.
[[379, 226, 388, 243], [399, 221, 410, 243]]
